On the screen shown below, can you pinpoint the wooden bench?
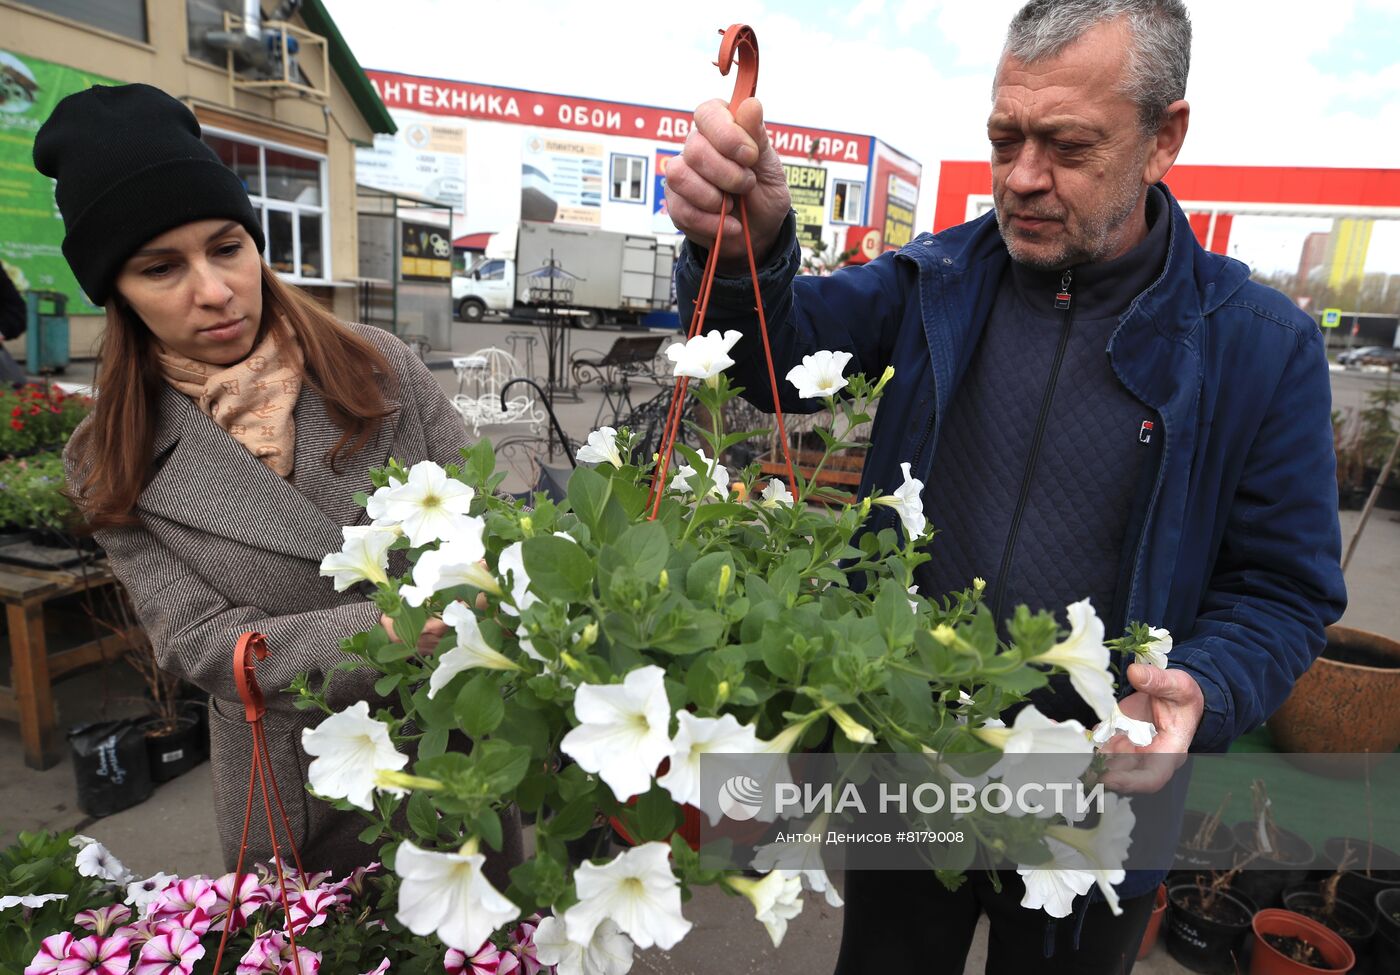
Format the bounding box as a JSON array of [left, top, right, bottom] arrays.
[[758, 448, 865, 506], [0, 561, 139, 769]]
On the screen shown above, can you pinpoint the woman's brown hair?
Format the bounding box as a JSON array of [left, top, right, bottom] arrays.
[[69, 263, 394, 529]]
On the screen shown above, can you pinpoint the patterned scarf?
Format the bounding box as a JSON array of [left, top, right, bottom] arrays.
[[154, 322, 303, 477]]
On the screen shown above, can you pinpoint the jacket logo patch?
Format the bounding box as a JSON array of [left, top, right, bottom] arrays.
[[1139, 420, 1154, 444]]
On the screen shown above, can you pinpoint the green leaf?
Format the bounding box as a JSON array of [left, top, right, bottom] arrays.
[[495, 701, 553, 759], [473, 808, 504, 852], [874, 579, 917, 650], [566, 465, 613, 533], [474, 740, 533, 794], [373, 673, 403, 697], [522, 534, 595, 603], [455, 674, 505, 739], [602, 521, 670, 583], [407, 790, 440, 840], [685, 551, 735, 603], [463, 438, 497, 490], [544, 795, 602, 841], [418, 727, 449, 759], [358, 822, 383, 844], [635, 785, 681, 842]]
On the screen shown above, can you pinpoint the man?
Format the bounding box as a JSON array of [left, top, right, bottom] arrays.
[[665, 0, 1345, 971]]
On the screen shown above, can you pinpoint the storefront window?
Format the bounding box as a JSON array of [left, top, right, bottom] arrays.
[[19, 0, 148, 43], [203, 129, 329, 281], [610, 154, 646, 204], [832, 179, 865, 225]]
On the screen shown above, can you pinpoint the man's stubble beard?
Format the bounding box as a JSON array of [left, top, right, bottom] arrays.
[[994, 155, 1149, 271]]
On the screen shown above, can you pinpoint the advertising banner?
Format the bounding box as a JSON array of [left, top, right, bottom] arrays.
[[653, 148, 679, 234], [521, 133, 603, 226], [0, 50, 118, 311], [784, 164, 827, 251], [844, 226, 884, 265], [355, 114, 467, 210], [399, 220, 453, 280], [869, 142, 922, 251]]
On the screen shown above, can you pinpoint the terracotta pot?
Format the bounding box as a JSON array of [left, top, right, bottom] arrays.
[[1268, 626, 1400, 754], [1137, 883, 1169, 960], [1249, 908, 1355, 974]]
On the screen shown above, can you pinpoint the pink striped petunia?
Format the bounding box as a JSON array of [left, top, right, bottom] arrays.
[[74, 905, 134, 937], [235, 931, 284, 975], [52, 935, 132, 975], [24, 932, 73, 975], [276, 947, 321, 975], [206, 874, 270, 933], [284, 888, 335, 935], [132, 929, 204, 975], [443, 944, 519, 975]]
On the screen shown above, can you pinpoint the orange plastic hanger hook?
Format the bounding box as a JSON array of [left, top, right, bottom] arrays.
[[234, 631, 269, 723], [716, 24, 759, 114]]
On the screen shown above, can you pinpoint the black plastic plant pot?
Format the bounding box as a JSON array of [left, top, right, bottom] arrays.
[[1323, 838, 1400, 919], [1174, 809, 1241, 875], [1231, 821, 1317, 910], [1374, 889, 1400, 973], [68, 718, 153, 817], [1282, 888, 1376, 970], [1166, 882, 1258, 974], [141, 713, 204, 783]]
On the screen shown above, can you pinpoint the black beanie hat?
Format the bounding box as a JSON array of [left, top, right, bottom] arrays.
[[32, 83, 266, 306]]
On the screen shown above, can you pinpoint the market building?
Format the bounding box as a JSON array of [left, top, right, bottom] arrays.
[[356, 69, 923, 268], [1, 0, 394, 360]]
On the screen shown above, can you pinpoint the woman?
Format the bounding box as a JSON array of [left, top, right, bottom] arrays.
[[35, 83, 497, 877]]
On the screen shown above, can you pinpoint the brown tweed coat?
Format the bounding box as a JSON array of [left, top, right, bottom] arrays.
[[65, 322, 520, 879]]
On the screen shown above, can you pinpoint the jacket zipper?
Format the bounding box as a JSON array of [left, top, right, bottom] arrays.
[[991, 269, 1075, 624]]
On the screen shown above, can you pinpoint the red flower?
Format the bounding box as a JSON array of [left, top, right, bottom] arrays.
[[9, 419, 22, 430], [51, 405, 62, 413], [29, 405, 41, 415], [9, 406, 19, 417]]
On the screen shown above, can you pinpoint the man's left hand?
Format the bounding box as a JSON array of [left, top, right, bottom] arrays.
[[1097, 663, 1204, 793]]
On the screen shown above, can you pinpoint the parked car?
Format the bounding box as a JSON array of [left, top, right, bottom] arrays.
[[1357, 347, 1400, 368], [1337, 345, 1387, 366]]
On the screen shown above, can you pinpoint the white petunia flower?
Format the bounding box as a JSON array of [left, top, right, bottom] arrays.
[[784, 349, 853, 400], [534, 914, 634, 975], [1016, 839, 1098, 918], [566, 843, 692, 951], [560, 666, 672, 802], [827, 705, 876, 745], [0, 892, 67, 911], [1137, 626, 1172, 669], [373, 461, 476, 548], [759, 479, 794, 508], [428, 601, 522, 699], [972, 705, 1094, 810], [319, 525, 396, 591], [396, 839, 519, 951], [749, 822, 843, 908], [1036, 600, 1117, 723], [726, 871, 804, 948], [576, 427, 624, 468], [74, 841, 133, 883], [1091, 702, 1157, 748], [497, 540, 536, 617], [124, 873, 177, 913], [665, 330, 743, 386], [658, 712, 761, 824], [1045, 794, 1136, 915], [669, 448, 729, 500], [301, 701, 408, 810], [399, 522, 496, 607], [872, 462, 926, 539]]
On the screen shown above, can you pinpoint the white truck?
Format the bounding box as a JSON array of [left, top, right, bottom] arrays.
[[451, 222, 677, 328]]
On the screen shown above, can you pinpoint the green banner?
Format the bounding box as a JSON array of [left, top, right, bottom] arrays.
[[1, 49, 119, 313]]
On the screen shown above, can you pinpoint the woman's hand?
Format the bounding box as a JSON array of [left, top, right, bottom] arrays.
[[382, 613, 450, 656]]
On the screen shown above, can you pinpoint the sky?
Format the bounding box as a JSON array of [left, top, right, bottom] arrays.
[[325, 0, 1400, 274]]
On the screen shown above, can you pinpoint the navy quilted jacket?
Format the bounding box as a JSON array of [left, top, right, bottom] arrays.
[[676, 183, 1347, 897]]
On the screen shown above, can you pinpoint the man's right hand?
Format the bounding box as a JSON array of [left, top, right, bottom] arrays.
[[664, 97, 791, 268]]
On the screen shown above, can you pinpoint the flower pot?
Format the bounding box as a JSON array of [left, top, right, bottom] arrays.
[[1249, 908, 1355, 974], [68, 718, 152, 818], [1281, 889, 1375, 971], [1374, 889, 1400, 973], [1233, 822, 1317, 910], [1268, 626, 1400, 755], [1167, 881, 1258, 974], [141, 713, 204, 783], [1137, 883, 1169, 960], [1174, 808, 1242, 877], [1322, 838, 1400, 924]]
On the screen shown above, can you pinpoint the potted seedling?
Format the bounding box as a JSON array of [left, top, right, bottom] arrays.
[[1282, 845, 1377, 970], [1250, 908, 1356, 974], [1373, 889, 1400, 972], [1168, 851, 1260, 974], [1174, 793, 1239, 878], [1233, 781, 1316, 910]]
